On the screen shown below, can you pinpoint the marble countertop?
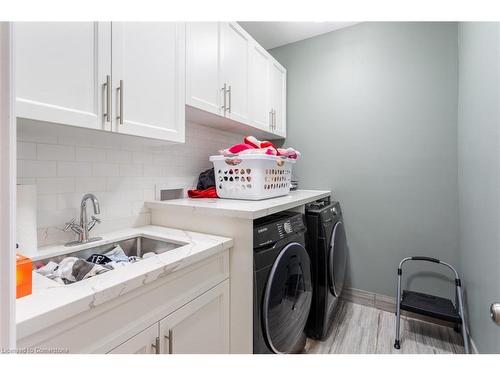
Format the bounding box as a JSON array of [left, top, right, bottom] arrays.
[[16, 225, 233, 340], [145, 189, 331, 219]]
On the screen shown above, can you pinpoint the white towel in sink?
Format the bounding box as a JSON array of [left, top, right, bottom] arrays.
[[104, 245, 129, 263]]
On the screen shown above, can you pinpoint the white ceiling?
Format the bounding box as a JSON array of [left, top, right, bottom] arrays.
[[238, 22, 359, 50]]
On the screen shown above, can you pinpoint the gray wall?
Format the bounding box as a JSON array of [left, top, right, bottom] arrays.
[[457, 22, 500, 353], [270, 22, 460, 299]]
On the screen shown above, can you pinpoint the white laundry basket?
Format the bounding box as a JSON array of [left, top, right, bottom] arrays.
[[209, 154, 295, 200]]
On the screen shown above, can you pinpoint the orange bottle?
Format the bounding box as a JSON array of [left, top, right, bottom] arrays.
[[16, 253, 32, 298]]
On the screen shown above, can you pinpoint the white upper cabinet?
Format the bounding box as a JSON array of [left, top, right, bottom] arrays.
[[186, 22, 222, 115], [269, 60, 287, 137], [186, 22, 286, 139], [112, 22, 185, 142], [14, 22, 185, 143], [220, 22, 250, 124], [14, 21, 285, 141], [248, 42, 271, 131], [14, 22, 112, 131]]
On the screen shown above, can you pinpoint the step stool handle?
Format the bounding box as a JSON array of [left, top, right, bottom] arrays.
[[411, 256, 440, 263]]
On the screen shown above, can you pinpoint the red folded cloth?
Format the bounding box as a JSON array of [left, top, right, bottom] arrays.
[[187, 186, 218, 198]]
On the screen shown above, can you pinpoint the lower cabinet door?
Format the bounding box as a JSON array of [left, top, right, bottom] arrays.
[[159, 280, 230, 354], [108, 324, 159, 354]]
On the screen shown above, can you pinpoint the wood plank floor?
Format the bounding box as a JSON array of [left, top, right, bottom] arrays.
[[303, 300, 465, 354]]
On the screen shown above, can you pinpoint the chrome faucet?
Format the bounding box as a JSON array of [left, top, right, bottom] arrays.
[[64, 193, 102, 246]]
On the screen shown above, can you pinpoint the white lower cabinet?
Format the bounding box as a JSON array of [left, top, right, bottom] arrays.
[[108, 324, 159, 354], [159, 279, 229, 354], [108, 280, 229, 354]]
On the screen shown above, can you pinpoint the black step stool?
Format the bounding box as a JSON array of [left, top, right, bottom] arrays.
[[394, 256, 470, 354]]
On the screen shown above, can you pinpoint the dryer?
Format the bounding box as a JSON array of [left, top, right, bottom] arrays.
[[253, 211, 313, 354], [305, 199, 348, 340]]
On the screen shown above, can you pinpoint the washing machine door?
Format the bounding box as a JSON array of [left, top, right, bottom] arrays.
[[263, 242, 313, 354], [328, 221, 348, 297]]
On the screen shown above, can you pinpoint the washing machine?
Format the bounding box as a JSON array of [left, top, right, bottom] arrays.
[[253, 211, 313, 354], [305, 199, 348, 340]]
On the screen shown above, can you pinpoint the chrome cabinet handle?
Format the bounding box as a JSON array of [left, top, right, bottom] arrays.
[[164, 329, 173, 354], [151, 336, 160, 354], [269, 109, 273, 130], [227, 85, 232, 114], [117, 79, 124, 125], [104, 75, 111, 123], [491, 303, 500, 326], [221, 83, 227, 113]]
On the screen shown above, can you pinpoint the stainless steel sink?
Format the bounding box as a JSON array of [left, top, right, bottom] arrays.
[[35, 236, 185, 269]]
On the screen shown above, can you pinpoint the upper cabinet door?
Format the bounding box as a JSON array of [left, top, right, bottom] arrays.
[[220, 23, 250, 124], [14, 22, 112, 130], [269, 60, 287, 137], [186, 22, 221, 115], [249, 43, 271, 131], [112, 22, 185, 142]]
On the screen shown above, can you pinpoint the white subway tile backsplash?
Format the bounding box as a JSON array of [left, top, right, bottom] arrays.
[[37, 194, 58, 211], [119, 164, 143, 177], [18, 160, 57, 178], [37, 177, 75, 194], [143, 189, 155, 201], [92, 162, 120, 177], [106, 149, 132, 163], [75, 147, 107, 162], [74, 177, 107, 193], [57, 161, 92, 177], [17, 121, 241, 247], [37, 144, 75, 161], [57, 192, 86, 210], [17, 142, 36, 160], [37, 208, 77, 228], [132, 151, 153, 164], [143, 165, 164, 177]]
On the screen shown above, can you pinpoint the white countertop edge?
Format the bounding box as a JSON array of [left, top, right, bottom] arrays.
[[146, 189, 331, 219], [16, 225, 233, 339]]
